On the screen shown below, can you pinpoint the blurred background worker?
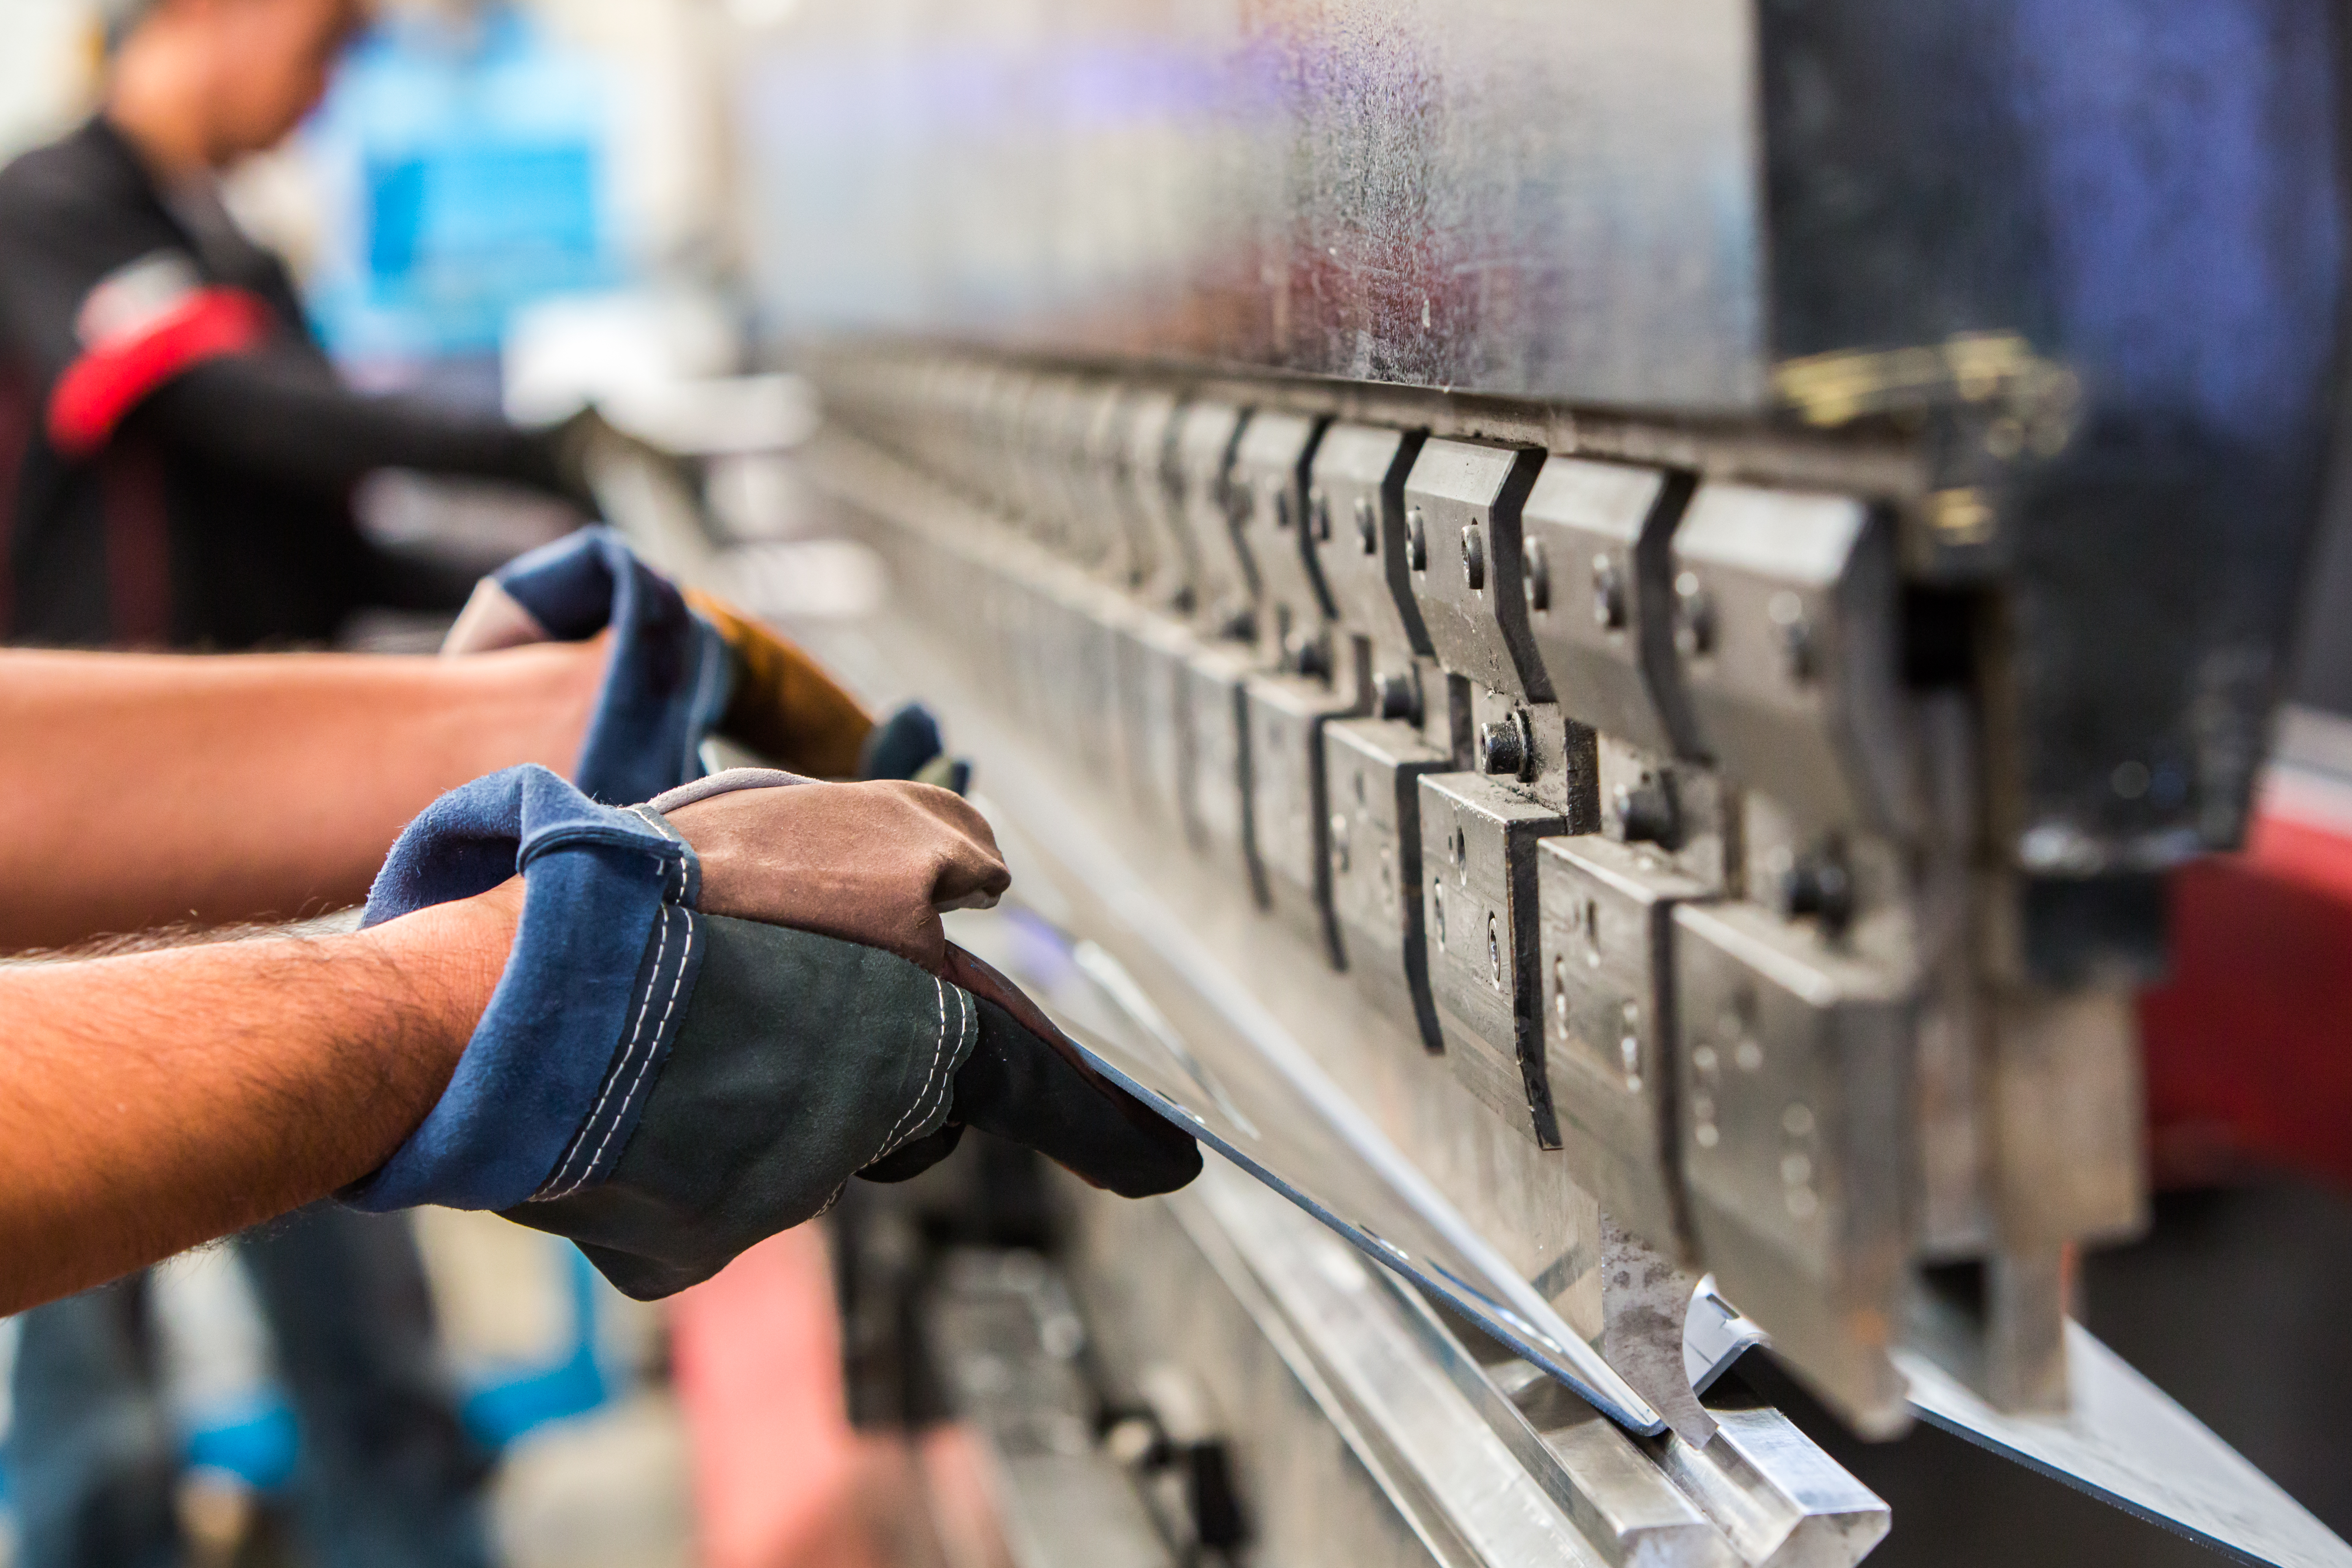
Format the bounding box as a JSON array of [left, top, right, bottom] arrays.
[[0, 0, 594, 651], [0, 0, 648, 1560]]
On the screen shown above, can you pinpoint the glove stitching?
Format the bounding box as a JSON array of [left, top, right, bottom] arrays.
[[539, 883, 677, 1198], [874, 975, 958, 1162], [560, 904, 700, 1198]]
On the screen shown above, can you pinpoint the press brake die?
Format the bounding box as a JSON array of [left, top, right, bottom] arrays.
[[1419, 773, 1569, 1147], [1311, 423, 1451, 1047], [1403, 438, 1589, 1143], [1537, 835, 1711, 1259], [1231, 411, 1357, 962], [1674, 900, 1915, 1435], [1326, 719, 1451, 1049]]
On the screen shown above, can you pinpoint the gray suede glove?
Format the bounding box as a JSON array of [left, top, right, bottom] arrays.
[[502, 770, 1200, 1298]]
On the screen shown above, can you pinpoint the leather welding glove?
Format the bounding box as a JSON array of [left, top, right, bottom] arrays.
[[444, 526, 957, 800], [346, 766, 1198, 1300]]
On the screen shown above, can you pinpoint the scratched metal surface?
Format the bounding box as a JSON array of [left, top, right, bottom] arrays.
[[732, 0, 1764, 411]]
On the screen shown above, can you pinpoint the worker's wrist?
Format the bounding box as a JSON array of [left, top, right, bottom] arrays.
[[359, 877, 525, 1060]]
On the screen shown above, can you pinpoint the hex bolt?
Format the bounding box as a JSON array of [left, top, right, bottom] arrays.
[[1611, 775, 1677, 845], [1591, 553, 1627, 630], [1406, 507, 1429, 571], [1478, 716, 1527, 777], [1374, 670, 1417, 721], [1460, 520, 1487, 592], [1354, 495, 1378, 554], [1673, 571, 1714, 657], [1783, 851, 1856, 932]]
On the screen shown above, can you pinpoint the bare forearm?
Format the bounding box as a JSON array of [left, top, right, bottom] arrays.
[[0, 645, 601, 950], [0, 885, 515, 1312]]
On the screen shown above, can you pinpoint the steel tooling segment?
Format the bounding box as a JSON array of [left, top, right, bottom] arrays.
[[1418, 772, 1568, 1148], [1669, 484, 1914, 841], [1242, 671, 1357, 966], [1536, 836, 1711, 1263], [1309, 422, 1433, 670], [1229, 411, 1334, 651], [1519, 457, 1697, 763], [1324, 717, 1451, 1052], [1402, 440, 1551, 704]]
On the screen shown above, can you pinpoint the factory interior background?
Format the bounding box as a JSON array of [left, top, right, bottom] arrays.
[[1, 2, 2351, 1566]]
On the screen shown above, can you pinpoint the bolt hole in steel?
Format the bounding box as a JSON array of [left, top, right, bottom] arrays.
[[1590, 553, 1627, 630], [1330, 811, 1351, 872], [1405, 506, 1428, 570], [1430, 879, 1447, 945], [1690, 1041, 1720, 1148], [1673, 570, 1713, 656], [1553, 955, 1569, 1031], [1309, 487, 1332, 541], [1448, 819, 1467, 872], [1522, 538, 1549, 612], [1767, 589, 1813, 682], [1619, 999, 1642, 1092], [1353, 494, 1377, 553], [1486, 910, 1503, 986], [1274, 487, 1294, 530], [1581, 896, 1602, 966], [1460, 520, 1486, 591]]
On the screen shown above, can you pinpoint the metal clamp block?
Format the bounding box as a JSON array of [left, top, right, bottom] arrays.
[[1171, 401, 1258, 640], [1122, 388, 1190, 608], [1417, 771, 1570, 1146], [1307, 422, 1433, 686], [1521, 454, 1699, 760], [1242, 671, 1358, 966], [1672, 901, 1916, 1435], [1179, 640, 1260, 896], [1669, 485, 1914, 836], [1112, 607, 1200, 832], [1230, 411, 1333, 668], [1324, 717, 1453, 1051], [1402, 438, 1552, 702], [1537, 835, 1712, 1261]]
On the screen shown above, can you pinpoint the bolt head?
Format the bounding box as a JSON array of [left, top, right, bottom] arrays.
[[1477, 717, 1526, 777]]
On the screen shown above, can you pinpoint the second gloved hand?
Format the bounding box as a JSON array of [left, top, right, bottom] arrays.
[[348, 766, 1198, 1299]]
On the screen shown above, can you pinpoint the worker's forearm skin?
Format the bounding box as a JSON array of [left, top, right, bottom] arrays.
[[0, 643, 602, 952], [0, 881, 518, 1313]]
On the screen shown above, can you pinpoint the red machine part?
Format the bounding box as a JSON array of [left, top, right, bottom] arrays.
[[2141, 774, 2352, 1192]]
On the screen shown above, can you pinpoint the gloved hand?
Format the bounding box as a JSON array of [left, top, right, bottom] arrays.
[[347, 766, 1198, 1299], [444, 526, 952, 802]]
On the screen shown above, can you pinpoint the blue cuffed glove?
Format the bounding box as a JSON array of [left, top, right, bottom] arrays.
[[348, 765, 704, 1209], [446, 528, 962, 800], [347, 765, 1198, 1298]]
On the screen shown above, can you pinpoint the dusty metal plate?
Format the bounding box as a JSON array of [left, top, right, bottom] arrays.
[[944, 901, 1671, 1436]]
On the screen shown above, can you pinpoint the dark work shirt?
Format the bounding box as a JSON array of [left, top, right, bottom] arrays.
[[0, 117, 566, 648]]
